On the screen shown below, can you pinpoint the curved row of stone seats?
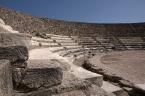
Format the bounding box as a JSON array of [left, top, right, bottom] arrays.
[[48, 47, 65, 52], [71, 36, 102, 49], [71, 36, 93, 40], [119, 37, 143, 43], [64, 45, 83, 50], [46, 33, 70, 38], [61, 51, 84, 60], [51, 35, 72, 40], [71, 36, 95, 43], [49, 46, 83, 53], [31, 40, 40, 46], [45, 33, 145, 51], [60, 42, 79, 46], [119, 37, 145, 50], [64, 45, 82, 49], [47, 34, 81, 47], [64, 48, 99, 58], [50, 46, 83, 56], [50, 34, 110, 54], [95, 37, 114, 50], [62, 48, 97, 58], [31, 37, 54, 42], [71, 36, 111, 51], [96, 37, 111, 45], [109, 36, 127, 51], [47, 34, 108, 51], [58, 48, 84, 57], [55, 39, 75, 43], [31, 40, 59, 47]]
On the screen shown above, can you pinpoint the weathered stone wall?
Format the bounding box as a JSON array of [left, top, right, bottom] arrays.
[[0, 7, 145, 37], [0, 60, 13, 96]]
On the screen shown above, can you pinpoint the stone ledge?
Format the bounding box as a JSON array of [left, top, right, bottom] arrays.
[[102, 81, 129, 96], [134, 84, 145, 93], [70, 65, 103, 87]]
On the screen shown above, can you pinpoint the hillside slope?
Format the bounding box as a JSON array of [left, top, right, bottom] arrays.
[[0, 7, 145, 37]]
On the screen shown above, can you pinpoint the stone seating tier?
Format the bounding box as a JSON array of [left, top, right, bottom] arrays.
[[55, 39, 75, 43], [60, 43, 79, 46], [49, 47, 65, 52], [31, 37, 54, 42], [46, 34, 70, 38], [64, 45, 82, 49], [31, 40, 59, 47], [51, 36, 72, 40]]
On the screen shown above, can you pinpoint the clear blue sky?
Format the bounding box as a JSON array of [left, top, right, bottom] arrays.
[[0, 0, 145, 23]]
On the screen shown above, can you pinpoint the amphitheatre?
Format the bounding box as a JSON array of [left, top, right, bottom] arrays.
[[0, 7, 145, 96]]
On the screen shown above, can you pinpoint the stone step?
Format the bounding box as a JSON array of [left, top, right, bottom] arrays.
[[46, 34, 70, 38], [60, 43, 78, 46], [31, 37, 53, 42], [134, 84, 145, 93], [51, 36, 72, 40], [102, 81, 127, 96], [65, 45, 82, 49], [31, 40, 58, 46], [65, 51, 84, 57], [55, 39, 75, 43], [70, 65, 103, 87], [49, 47, 65, 53], [13, 72, 106, 96]]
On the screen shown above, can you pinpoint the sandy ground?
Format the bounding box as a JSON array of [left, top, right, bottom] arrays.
[[90, 50, 145, 84]]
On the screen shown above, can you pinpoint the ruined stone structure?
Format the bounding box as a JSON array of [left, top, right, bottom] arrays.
[[0, 7, 145, 96]]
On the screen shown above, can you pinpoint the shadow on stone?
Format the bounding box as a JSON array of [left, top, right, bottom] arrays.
[[0, 46, 28, 64], [14, 68, 63, 93]]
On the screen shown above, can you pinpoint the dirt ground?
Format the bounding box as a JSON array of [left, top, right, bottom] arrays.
[[90, 50, 145, 84]]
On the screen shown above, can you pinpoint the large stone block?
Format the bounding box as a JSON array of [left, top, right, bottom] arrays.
[[13, 72, 110, 96], [15, 68, 63, 92], [0, 60, 13, 96]]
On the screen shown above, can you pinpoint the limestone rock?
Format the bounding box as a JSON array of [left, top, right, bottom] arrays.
[[13, 72, 110, 96], [0, 46, 28, 65], [15, 68, 63, 92]]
